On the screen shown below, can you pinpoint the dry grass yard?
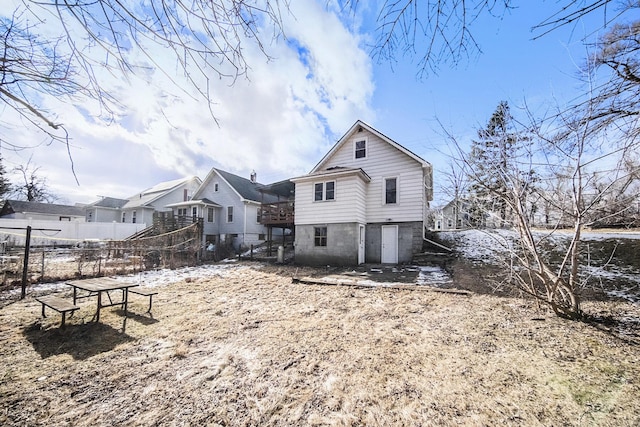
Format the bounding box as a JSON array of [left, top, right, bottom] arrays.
[[1, 263, 639, 426]]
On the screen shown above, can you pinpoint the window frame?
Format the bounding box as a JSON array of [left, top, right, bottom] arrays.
[[313, 181, 336, 202], [227, 206, 234, 223], [383, 176, 398, 205], [354, 137, 367, 160], [314, 226, 328, 247], [207, 207, 215, 223]]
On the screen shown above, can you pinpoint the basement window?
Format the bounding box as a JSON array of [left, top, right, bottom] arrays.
[[314, 227, 327, 247]]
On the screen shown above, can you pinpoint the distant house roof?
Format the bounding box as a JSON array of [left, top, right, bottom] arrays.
[[200, 168, 279, 204], [0, 200, 85, 218], [123, 176, 201, 209], [87, 196, 129, 209]]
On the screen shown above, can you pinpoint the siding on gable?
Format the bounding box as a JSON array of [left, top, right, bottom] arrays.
[[316, 130, 426, 223]]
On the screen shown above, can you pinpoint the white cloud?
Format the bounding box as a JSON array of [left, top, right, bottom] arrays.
[[1, 0, 376, 203]]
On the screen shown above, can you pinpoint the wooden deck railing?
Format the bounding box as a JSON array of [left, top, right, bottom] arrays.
[[259, 201, 294, 225]]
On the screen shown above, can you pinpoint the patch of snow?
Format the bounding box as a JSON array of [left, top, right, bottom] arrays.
[[416, 266, 453, 288], [12, 263, 262, 298]]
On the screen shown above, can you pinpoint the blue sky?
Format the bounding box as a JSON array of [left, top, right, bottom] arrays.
[[1, 1, 620, 206]]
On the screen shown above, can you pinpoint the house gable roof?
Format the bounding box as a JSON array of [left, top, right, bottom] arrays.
[[87, 197, 129, 209], [311, 120, 430, 173], [123, 176, 201, 209], [0, 200, 85, 217], [196, 168, 279, 204]]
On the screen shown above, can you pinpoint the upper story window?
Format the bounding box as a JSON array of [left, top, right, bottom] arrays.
[[384, 177, 397, 204], [354, 138, 367, 159], [227, 206, 234, 223], [214, 182, 219, 192], [314, 181, 335, 202], [207, 207, 214, 223]]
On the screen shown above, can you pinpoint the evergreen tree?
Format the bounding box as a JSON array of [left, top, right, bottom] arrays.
[[466, 101, 535, 227]]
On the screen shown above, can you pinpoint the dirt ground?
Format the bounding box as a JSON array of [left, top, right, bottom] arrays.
[[1, 262, 639, 426]]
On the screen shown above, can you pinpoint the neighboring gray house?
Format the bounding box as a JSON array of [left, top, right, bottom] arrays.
[[84, 197, 129, 223], [433, 199, 472, 230], [0, 200, 86, 222], [291, 120, 433, 266], [120, 176, 202, 225], [167, 168, 278, 250]]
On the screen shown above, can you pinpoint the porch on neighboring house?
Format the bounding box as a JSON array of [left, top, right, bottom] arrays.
[[256, 179, 295, 257], [258, 201, 295, 255]]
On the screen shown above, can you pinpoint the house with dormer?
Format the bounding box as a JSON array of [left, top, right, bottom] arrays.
[[291, 120, 433, 266]]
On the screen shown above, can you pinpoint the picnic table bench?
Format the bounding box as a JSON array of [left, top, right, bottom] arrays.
[[36, 295, 80, 327], [128, 287, 158, 313]]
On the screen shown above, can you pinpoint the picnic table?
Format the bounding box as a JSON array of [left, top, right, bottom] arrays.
[[66, 278, 139, 322]]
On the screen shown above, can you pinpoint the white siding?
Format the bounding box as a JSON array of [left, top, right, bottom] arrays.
[[197, 172, 245, 235], [195, 171, 268, 247], [294, 175, 367, 225], [318, 130, 426, 223]]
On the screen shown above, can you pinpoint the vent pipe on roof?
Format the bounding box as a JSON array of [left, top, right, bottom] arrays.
[[250, 170, 257, 183]]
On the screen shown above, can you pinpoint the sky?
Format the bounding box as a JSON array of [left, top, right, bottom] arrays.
[[0, 1, 623, 206]]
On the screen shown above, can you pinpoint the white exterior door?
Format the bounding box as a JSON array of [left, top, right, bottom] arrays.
[[358, 224, 365, 264], [381, 225, 398, 264]]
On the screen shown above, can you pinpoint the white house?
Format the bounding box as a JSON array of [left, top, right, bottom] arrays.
[[84, 197, 128, 223], [291, 120, 433, 266], [120, 176, 202, 225], [167, 168, 279, 250]]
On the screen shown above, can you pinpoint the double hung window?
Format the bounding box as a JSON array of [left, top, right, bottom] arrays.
[[314, 181, 335, 202], [354, 139, 367, 159], [385, 177, 397, 204]]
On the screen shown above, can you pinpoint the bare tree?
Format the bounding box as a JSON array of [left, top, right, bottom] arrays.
[[10, 158, 57, 202], [1, 1, 287, 150], [1, 0, 634, 149], [345, 1, 626, 76], [449, 88, 640, 320]]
